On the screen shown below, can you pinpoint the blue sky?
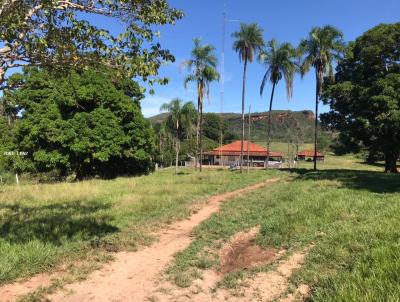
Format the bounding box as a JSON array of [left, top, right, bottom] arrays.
[[140, 0, 399, 117]]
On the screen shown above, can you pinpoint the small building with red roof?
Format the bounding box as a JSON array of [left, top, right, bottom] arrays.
[[296, 150, 325, 161], [204, 140, 283, 167]]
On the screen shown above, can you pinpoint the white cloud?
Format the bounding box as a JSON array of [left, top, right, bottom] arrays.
[[141, 85, 200, 118], [141, 96, 171, 118]]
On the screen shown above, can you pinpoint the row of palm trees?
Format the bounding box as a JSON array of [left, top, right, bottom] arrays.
[[234, 23, 344, 172], [162, 23, 345, 173]]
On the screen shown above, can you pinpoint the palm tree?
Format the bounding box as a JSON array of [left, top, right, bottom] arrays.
[[259, 39, 298, 167], [160, 99, 196, 174], [184, 38, 219, 172], [232, 23, 265, 172], [182, 101, 198, 140], [298, 25, 344, 170]]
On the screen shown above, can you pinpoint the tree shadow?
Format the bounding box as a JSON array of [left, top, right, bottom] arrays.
[[0, 200, 118, 245], [284, 168, 400, 194]]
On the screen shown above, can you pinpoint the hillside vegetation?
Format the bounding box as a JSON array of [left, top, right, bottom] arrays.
[[150, 110, 326, 144]]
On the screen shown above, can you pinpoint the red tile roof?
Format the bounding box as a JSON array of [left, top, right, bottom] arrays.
[[297, 150, 324, 157], [205, 140, 283, 157]]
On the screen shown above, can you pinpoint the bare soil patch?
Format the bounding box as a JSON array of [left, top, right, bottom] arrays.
[[147, 226, 313, 302], [219, 226, 280, 274], [233, 247, 311, 301], [148, 245, 312, 302], [35, 178, 277, 302], [0, 272, 61, 302]]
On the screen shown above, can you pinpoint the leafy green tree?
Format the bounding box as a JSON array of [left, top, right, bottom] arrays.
[[203, 113, 224, 142], [322, 23, 400, 173], [160, 99, 196, 173], [202, 113, 236, 144], [183, 38, 219, 171], [0, 0, 182, 90], [232, 23, 265, 172], [0, 116, 14, 172], [298, 25, 344, 170], [259, 39, 298, 165], [3, 67, 155, 179]]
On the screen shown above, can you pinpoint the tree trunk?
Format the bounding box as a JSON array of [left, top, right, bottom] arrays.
[[199, 100, 203, 172], [314, 73, 321, 171], [76, 165, 84, 181], [266, 82, 276, 169], [195, 92, 201, 170], [0, 66, 5, 88], [247, 106, 251, 173], [384, 151, 399, 173], [240, 57, 248, 173], [175, 132, 179, 174]]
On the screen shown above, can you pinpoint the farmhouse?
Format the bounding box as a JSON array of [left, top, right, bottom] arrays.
[[204, 140, 283, 167], [296, 150, 325, 161]]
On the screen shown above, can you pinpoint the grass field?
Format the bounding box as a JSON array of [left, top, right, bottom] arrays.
[[167, 162, 400, 301], [1, 154, 400, 301], [0, 168, 278, 285]]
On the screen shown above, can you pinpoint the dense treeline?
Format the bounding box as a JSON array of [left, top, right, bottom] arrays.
[[0, 68, 155, 180], [322, 23, 400, 172], [0, 0, 182, 182], [0, 0, 398, 178]]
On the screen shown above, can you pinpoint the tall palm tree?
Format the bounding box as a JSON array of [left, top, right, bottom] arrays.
[[160, 99, 196, 174], [232, 23, 265, 172], [184, 38, 219, 172], [259, 39, 298, 167], [298, 25, 344, 170]]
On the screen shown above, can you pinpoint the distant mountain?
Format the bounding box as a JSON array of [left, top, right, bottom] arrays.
[[149, 110, 317, 143]]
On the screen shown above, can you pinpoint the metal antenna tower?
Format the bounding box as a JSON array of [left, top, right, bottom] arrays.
[[219, 4, 239, 165]]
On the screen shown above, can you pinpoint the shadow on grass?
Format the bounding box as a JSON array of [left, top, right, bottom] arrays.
[[284, 168, 400, 194], [0, 200, 118, 245]]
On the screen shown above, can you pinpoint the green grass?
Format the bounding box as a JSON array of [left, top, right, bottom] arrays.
[[167, 162, 400, 301], [2, 155, 400, 301], [0, 168, 277, 285], [295, 153, 384, 171]]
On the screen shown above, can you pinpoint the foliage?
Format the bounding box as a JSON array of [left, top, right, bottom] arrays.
[[259, 39, 298, 99], [232, 23, 265, 171], [150, 110, 321, 144], [0, 116, 15, 178], [298, 25, 345, 170], [153, 122, 175, 166], [259, 39, 298, 163], [2, 67, 155, 179], [153, 112, 237, 167], [202, 113, 237, 144], [160, 98, 196, 172], [183, 38, 219, 170], [321, 23, 400, 173], [0, 0, 183, 90], [160, 99, 196, 139], [232, 23, 265, 64]]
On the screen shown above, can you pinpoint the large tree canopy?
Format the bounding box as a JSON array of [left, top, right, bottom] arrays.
[[0, 0, 183, 89], [322, 23, 400, 173], [3, 67, 156, 179]]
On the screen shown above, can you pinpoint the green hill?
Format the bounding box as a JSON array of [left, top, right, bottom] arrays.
[[149, 110, 317, 143]]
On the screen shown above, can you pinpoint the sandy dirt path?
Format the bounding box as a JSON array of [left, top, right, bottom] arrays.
[[41, 178, 278, 302]]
